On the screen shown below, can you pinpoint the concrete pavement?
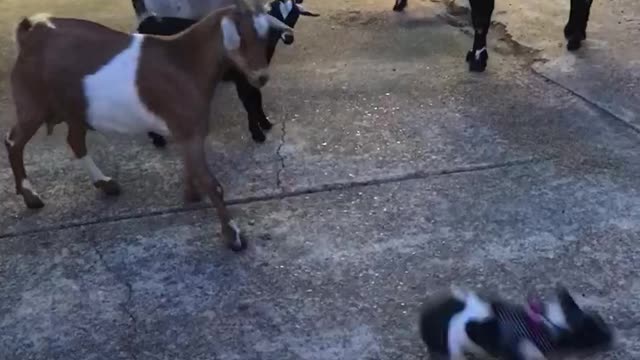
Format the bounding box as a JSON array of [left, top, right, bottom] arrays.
[[1, 0, 639, 359]]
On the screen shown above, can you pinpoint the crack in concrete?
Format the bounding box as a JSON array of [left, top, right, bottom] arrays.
[[275, 120, 287, 191], [0, 156, 551, 239], [532, 69, 640, 136], [90, 235, 139, 360]]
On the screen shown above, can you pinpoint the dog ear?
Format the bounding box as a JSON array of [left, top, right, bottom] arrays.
[[556, 285, 582, 312], [555, 285, 589, 329]]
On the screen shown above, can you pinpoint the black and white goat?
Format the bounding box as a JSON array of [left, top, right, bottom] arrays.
[[132, 0, 318, 146], [393, 0, 594, 72]]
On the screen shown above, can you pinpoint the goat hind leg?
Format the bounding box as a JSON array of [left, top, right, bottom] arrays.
[[182, 137, 246, 251], [467, 0, 494, 72], [67, 125, 121, 196], [5, 121, 45, 209]]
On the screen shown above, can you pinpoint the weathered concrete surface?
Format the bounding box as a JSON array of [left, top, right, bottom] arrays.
[[1, 0, 640, 359], [445, 0, 640, 132]]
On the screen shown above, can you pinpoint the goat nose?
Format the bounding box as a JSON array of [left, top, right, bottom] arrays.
[[282, 33, 294, 45], [257, 74, 269, 87]]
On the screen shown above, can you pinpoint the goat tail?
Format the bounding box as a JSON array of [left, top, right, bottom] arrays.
[[15, 13, 54, 51], [15, 18, 33, 50]]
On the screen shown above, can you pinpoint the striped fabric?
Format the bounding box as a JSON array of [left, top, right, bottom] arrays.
[[494, 303, 555, 354]]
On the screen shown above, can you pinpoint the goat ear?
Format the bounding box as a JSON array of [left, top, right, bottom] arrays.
[[216, 5, 237, 18], [221, 16, 241, 51]]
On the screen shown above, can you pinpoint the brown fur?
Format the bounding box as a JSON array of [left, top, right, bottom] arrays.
[[5, 3, 280, 251]]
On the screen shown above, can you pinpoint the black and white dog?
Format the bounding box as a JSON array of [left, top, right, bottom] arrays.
[[419, 285, 613, 359], [393, 0, 594, 72], [131, 0, 318, 146]]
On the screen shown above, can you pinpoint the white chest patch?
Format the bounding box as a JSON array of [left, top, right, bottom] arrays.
[[448, 291, 493, 357], [83, 34, 170, 136], [280, 0, 293, 19]]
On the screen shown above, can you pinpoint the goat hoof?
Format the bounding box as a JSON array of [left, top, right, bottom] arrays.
[[148, 132, 167, 148], [393, 0, 407, 12], [95, 179, 121, 196], [466, 50, 488, 72], [184, 190, 203, 203], [251, 131, 266, 143], [563, 24, 574, 40], [152, 137, 167, 148], [23, 190, 45, 209], [230, 237, 248, 252], [225, 222, 247, 252], [566, 40, 582, 51], [566, 36, 584, 51], [259, 119, 273, 131]]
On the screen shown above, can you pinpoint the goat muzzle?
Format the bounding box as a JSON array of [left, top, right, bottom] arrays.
[[281, 32, 294, 44], [248, 70, 270, 88]]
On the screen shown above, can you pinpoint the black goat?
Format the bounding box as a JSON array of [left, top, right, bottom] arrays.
[[133, 0, 319, 147], [393, 0, 594, 72]]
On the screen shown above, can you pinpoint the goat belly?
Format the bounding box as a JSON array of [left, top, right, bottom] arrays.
[[82, 35, 170, 136]]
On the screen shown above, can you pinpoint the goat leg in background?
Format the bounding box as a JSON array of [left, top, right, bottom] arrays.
[[233, 72, 273, 143], [393, 0, 408, 12], [565, 0, 593, 51], [466, 0, 494, 72]]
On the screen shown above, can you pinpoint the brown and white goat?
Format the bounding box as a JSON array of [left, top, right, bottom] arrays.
[[4, 4, 292, 251]]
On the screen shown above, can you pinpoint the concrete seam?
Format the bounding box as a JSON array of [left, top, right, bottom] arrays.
[[0, 156, 551, 238], [275, 118, 287, 191], [531, 68, 640, 135]]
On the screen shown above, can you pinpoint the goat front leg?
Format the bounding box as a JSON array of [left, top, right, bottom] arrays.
[[565, 0, 593, 51], [467, 0, 494, 72], [67, 125, 121, 196], [182, 136, 246, 251], [234, 74, 273, 143], [393, 0, 408, 12]]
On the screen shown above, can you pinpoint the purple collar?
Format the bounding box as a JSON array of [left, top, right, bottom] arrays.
[[524, 297, 547, 331]]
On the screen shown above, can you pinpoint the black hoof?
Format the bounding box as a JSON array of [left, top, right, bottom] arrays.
[[23, 190, 44, 209], [393, 0, 407, 12], [466, 49, 488, 72], [95, 179, 121, 196], [259, 119, 273, 131], [225, 222, 248, 252], [148, 132, 167, 148], [566, 39, 583, 51], [184, 189, 203, 203], [251, 130, 267, 143], [566, 31, 585, 51], [230, 237, 248, 252], [564, 24, 574, 40]]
